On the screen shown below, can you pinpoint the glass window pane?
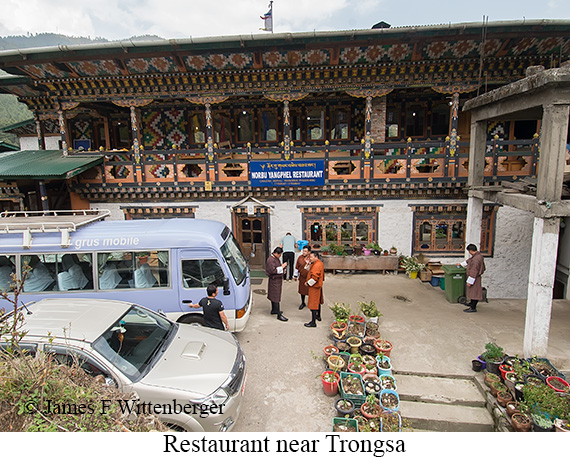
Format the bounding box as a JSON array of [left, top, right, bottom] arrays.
[[310, 222, 323, 243], [0, 255, 16, 291], [97, 251, 168, 290], [22, 254, 57, 292], [190, 113, 205, 144], [237, 110, 254, 142], [307, 107, 324, 140], [325, 222, 338, 242], [355, 222, 369, 242], [181, 259, 225, 288], [260, 110, 278, 141], [405, 104, 425, 137], [435, 223, 448, 250], [431, 102, 450, 136], [57, 253, 94, 291], [331, 108, 349, 140], [341, 222, 353, 243], [214, 112, 231, 145]]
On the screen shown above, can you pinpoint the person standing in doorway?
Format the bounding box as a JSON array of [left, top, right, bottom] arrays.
[[304, 251, 324, 327], [459, 244, 486, 313], [187, 284, 229, 330], [265, 247, 288, 321], [294, 245, 311, 309], [280, 232, 296, 281]]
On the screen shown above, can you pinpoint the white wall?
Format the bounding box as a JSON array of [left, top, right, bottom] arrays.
[[19, 135, 60, 151], [90, 199, 535, 298]]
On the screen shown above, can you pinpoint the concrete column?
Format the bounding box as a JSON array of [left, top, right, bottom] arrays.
[[465, 120, 487, 254], [524, 217, 560, 357]]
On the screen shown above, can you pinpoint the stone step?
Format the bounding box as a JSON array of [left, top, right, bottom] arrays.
[[395, 373, 486, 407], [399, 400, 495, 432]]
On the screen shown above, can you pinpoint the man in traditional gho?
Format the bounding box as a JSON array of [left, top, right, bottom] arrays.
[[459, 243, 486, 313], [265, 247, 288, 321], [294, 244, 312, 310], [304, 251, 324, 327]]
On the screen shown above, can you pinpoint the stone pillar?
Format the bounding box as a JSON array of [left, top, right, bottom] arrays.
[[370, 96, 387, 143], [523, 103, 570, 357], [524, 217, 559, 357], [204, 103, 216, 182], [465, 120, 487, 252]]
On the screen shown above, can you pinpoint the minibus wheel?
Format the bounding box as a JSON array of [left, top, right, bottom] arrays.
[[177, 314, 205, 325]]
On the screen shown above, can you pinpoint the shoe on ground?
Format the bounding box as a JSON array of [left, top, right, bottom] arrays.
[[463, 308, 477, 313], [277, 313, 288, 322], [299, 303, 306, 310], [316, 315, 322, 321], [304, 322, 317, 327], [462, 302, 472, 307]]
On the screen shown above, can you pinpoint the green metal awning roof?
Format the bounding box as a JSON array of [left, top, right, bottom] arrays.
[[0, 149, 103, 179]]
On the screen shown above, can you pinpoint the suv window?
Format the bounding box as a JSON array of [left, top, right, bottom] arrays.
[[92, 306, 174, 382], [45, 345, 116, 385]]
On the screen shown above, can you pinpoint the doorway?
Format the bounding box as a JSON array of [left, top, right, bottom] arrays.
[[234, 213, 269, 270]]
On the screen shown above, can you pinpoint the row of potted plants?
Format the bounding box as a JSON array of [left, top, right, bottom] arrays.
[[322, 301, 407, 432], [475, 342, 570, 432], [320, 243, 399, 257]]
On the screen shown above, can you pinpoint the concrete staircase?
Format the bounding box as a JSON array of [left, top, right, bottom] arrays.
[[395, 372, 495, 432]]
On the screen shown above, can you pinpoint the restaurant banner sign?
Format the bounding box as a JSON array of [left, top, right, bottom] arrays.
[[250, 160, 325, 187]]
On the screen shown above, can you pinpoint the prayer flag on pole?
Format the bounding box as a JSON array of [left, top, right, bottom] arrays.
[[260, 1, 273, 32]]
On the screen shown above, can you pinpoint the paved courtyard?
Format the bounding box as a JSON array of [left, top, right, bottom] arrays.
[[233, 273, 570, 432]]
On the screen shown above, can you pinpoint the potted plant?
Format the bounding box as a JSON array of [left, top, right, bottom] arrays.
[[347, 336, 362, 354], [490, 380, 507, 397], [511, 412, 532, 432], [348, 357, 366, 376], [374, 339, 393, 357], [364, 380, 382, 396], [348, 321, 365, 338], [389, 246, 398, 255], [380, 375, 397, 391], [361, 394, 382, 419], [554, 418, 570, 432], [380, 389, 400, 412], [136, 251, 150, 264], [329, 302, 351, 324], [332, 417, 358, 432], [358, 300, 382, 324], [365, 321, 380, 338], [376, 354, 392, 376], [484, 372, 501, 387], [531, 413, 554, 432], [401, 256, 425, 279], [505, 401, 520, 417], [481, 342, 505, 375], [323, 344, 339, 357], [327, 354, 346, 372], [497, 390, 513, 407], [381, 411, 402, 432], [546, 376, 570, 394], [321, 370, 341, 396], [334, 398, 355, 417]]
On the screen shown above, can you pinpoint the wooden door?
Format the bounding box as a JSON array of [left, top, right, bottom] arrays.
[[235, 214, 268, 270]]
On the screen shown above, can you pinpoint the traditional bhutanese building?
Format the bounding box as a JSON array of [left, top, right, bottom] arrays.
[[0, 19, 569, 299]]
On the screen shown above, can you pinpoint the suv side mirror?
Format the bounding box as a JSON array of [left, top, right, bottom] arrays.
[[223, 277, 230, 295]]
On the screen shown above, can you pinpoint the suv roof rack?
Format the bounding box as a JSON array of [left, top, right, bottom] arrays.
[[0, 209, 111, 249]]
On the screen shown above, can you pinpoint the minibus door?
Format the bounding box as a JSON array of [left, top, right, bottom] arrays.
[[179, 250, 230, 314]]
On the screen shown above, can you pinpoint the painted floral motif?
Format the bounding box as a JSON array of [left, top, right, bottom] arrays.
[[340, 47, 364, 64], [209, 54, 229, 69], [229, 53, 253, 69], [287, 51, 303, 66], [304, 49, 329, 65], [536, 37, 564, 55], [425, 41, 451, 59], [185, 55, 207, 71], [22, 63, 69, 79], [126, 58, 150, 73], [148, 57, 177, 73], [511, 38, 537, 55], [263, 51, 286, 67], [482, 39, 502, 56], [452, 40, 478, 58], [387, 44, 411, 61], [365, 45, 385, 63]]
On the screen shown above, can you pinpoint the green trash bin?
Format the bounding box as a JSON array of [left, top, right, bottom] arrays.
[[442, 265, 466, 303]]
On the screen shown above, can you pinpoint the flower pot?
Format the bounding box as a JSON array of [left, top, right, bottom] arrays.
[[546, 376, 570, 393], [364, 380, 382, 396], [360, 401, 382, 419], [380, 389, 400, 412], [363, 249, 372, 256], [531, 414, 554, 432], [374, 339, 392, 357], [511, 412, 532, 432], [490, 380, 507, 397], [321, 371, 341, 396], [349, 315, 365, 324], [332, 417, 358, 432], [505, 401, 520, 417], [513, 382, 525, 401], [554, 418, 570, 432], [381, 411, 402, 432], [484, 372, 501, 387], [472, 359, 483, 372], [485, 357, 504, 376], [379, 375, 397, 391], [335, 398, 355, 417], [327, 354, 346, 372], [477, 355, 487, 371], [324, 344, 340, 357], [497, 390, 513, 407], [499, 363, 513, 380], [359, 343, 376, 357], [363, 373, 380, 384], [504, 371, 517, 391], [335, 341, 350, 353], [348, 363, 366, 376], [524, 374, 544, 387], [376, 355, 392, 376], [409, 271, 418, 279], [347, 336, 362, 354]]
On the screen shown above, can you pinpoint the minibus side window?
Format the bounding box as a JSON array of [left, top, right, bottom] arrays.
[[56, 253, 94, 291], [181, 259, 225, 288], [0, 255, 16, 291], [97, 251, 169, 290], [21, 255, 57, 292]]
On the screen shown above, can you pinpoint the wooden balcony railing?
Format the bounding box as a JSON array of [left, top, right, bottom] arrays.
[[76, 136, 539, 187]]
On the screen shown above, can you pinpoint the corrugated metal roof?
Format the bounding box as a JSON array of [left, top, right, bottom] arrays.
[[0, 149, 102, 179]]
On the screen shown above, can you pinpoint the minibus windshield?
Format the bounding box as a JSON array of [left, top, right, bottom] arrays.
[[221, 235, 248, 285]]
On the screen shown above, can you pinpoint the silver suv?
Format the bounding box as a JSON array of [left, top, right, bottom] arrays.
[[11, 297, 246, 431]]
